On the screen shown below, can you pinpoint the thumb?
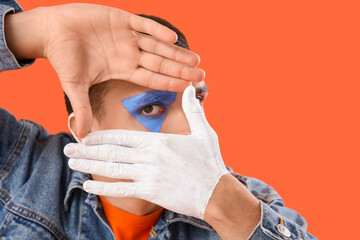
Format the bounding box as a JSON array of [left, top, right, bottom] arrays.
[[64, 84, 92, 139], [182, 86, 210, 135]]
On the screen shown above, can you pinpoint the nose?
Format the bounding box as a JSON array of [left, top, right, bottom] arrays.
[[160, 104, 191, 135]]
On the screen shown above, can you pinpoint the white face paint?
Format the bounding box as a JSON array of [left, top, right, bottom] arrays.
[[121, 91, 177, 132]]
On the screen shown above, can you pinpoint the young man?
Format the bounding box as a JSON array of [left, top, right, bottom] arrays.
[[0, 1, 317, 239]]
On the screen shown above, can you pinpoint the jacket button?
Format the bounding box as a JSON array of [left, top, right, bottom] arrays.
[[276, 217, 291, 238], [150, 226, 157, 238]]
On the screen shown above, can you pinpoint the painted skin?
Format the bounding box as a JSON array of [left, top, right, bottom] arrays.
[[122, 91, 177, 132]]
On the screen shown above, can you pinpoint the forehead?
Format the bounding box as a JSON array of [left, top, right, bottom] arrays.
[[105, 80, 208, 100]]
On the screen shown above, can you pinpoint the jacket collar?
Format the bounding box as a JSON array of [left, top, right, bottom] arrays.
[[64, 170, 215, 232], [63, 166, 247, 232], [166, 209, 215, 231], [63, 170, 90, 211], [153, 208, 215, 233]]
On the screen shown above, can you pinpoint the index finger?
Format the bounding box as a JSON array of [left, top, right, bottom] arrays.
[[137, 36, 201, 67], [128, 14, 177, 43], [182, 86, 212, 136], [82, 129, 157, 147]]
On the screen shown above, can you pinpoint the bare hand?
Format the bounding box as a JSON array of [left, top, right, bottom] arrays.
[[5, 3, 204, 138]]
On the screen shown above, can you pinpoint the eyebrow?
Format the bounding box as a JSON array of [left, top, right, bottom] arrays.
[[123, 91, 177, 107], [195, 83, 209, 94]]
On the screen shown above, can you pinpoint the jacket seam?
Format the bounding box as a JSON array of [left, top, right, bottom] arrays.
[[1, 7, 23, 69], [256, 193, 282, 204], [0, 189, 68, 240], [167, 218, 215, 232], [259, 202, 285, 240], [0, 120, 28, 180], [9, 202, 68, 240], [0, 212, 12, 237], [231, 173, 249, 187], [300, 226, 305, 240], [78, 193, 84, 240]]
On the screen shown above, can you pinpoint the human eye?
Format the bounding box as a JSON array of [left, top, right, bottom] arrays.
[[140, 104, 165, 116], [196, 93, 207, 104]]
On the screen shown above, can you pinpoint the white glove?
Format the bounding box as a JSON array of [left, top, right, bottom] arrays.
[[64, 86, 229, 219]]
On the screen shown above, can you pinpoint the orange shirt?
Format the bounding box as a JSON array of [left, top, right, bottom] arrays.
[[99, 196, 164, 240]]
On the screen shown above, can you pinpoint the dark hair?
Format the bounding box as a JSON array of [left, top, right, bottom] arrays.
[[64, 14, 190, 118]]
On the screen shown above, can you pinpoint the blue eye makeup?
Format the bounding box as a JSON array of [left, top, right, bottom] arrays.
[[121, 91, 177, 132]]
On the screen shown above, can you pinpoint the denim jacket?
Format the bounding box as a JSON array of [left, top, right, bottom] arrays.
[[0, 1, 317, 239]]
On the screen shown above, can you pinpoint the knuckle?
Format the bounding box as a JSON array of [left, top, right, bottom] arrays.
[[136, 35, 143, 48], [115, 184, 125, 195], [76, 144, 86, 157], [120, 135, 132, 147], [166, 78, 172, 91], [139, 52, 146, 67], [154, 23, 162, 36], [88, 162, 98, 173], [159, 58, 167, 73], [108, 163, 122, 178], [147, 72, 156, 88], [107, 145, 118, 161], [152, 38, 158, 53], [113, 147, 124, 161], [97, 184, 105, 194], [179, 65, 187, 79], [174, 46, 181, 61]]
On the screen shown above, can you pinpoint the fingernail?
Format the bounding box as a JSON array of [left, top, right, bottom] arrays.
[[64, 145, 74, 156]]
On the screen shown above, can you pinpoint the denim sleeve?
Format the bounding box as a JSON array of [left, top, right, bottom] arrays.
[[227, 167, 318, 240], [0, 0, 35, 72]]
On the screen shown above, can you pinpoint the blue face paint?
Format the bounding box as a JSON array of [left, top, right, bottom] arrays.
[[121, 91, 177, 132]]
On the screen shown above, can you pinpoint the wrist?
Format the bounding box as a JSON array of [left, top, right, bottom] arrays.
[[4, 7, 47, 60], [204, 173, 261, 239]]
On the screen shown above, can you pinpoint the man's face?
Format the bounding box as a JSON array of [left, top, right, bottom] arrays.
[[91, 80, 208, 135], [89, 80, 208, 212]]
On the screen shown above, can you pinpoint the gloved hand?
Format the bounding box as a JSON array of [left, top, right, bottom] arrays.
[[64, 86, 229, 219]]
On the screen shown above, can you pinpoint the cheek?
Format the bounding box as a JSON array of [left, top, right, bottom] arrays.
[[160, 97, 191, 135], [98, 105, 149, 132]]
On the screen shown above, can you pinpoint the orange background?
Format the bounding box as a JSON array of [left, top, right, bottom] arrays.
[[1, 1, 359, 239]]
